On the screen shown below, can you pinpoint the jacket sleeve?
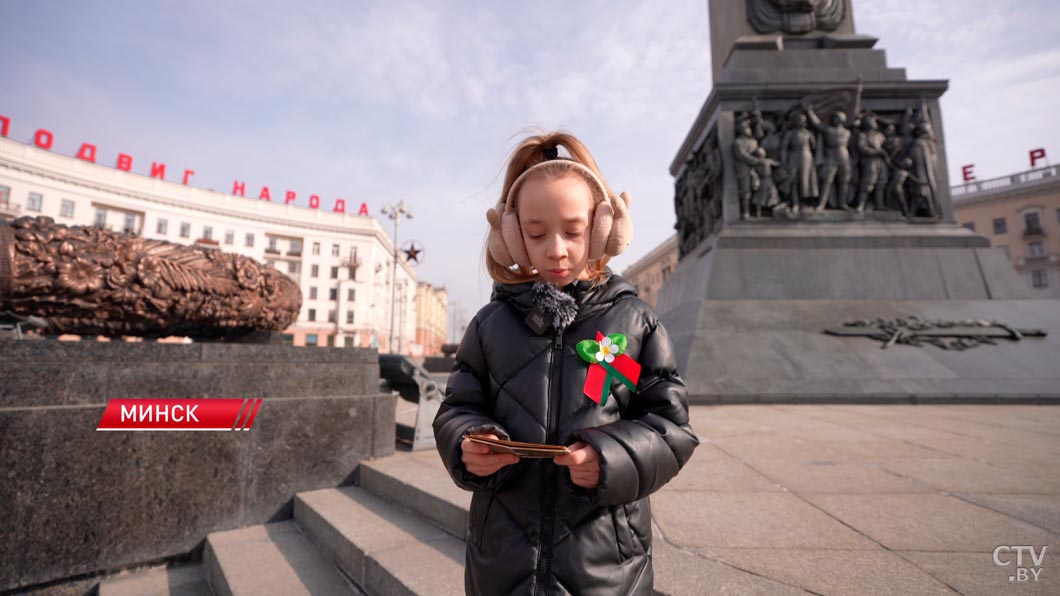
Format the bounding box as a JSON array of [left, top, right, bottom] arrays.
[[432, 311, 516, 492], [567, 315, 699, 506]]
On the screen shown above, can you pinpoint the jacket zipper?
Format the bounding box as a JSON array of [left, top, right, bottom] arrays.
[[536, 331, 564, 596]]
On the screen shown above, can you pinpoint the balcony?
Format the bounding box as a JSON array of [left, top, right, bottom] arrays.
[[0, 202, 21, 221], [286, 250, 302, 257], [1023, 226, 1046, 239], [194, 238, 220, 250], [264, 247, 281, 255], [1016, 253, 1059, 269]]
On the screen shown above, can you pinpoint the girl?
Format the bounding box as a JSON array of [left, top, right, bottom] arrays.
[[433, 131, 699, 596]]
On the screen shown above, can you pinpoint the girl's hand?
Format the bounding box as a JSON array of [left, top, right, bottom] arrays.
[[553, 441, 600, 489], [461, 433, 520, 477]]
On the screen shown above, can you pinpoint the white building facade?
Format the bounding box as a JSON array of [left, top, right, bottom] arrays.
[[0, 136, 416, 350]]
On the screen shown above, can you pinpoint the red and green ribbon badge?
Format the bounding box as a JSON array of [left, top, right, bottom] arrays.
[[576, 331, 642, 406]]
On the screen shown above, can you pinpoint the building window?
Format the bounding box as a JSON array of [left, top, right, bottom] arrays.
[[289, 240, 302, 255], [348, 288, 356, 301], [346, 311, 355, 324], [330, 266, 338, 279], [203, 226, 213, 241], [268, 237, 278, 252], [1028, 241, 1045, 257], [225, 229, 234, 245], [312, 242, 320, 255], [157, 218, 168, 235], [327, 309, 337, 323], [992, 218, 1007, 234], [329, 288, 338, 301], [245, 233, 255, 247], [311, 264, 319, 278], [308, 308, 316, 321], [1032, 270, 1048, 288], [332, 244, 340, 257], [282, 333, 295, 346], [0, 185, 10, 208], [94, 208, 107, 228], [327, 335, 335, 347], [306, 333, 318, 346], [27, 192, 43, 212], [344, 336, 355, 348], [60, 199, 75, 218], [124, 213, 136, 234], [961, 222, 975, 231], [1025, 211, 1042, 233], [309, 287, 318, 300], [287, 261, 299, 274], [180, 222, 191, 238]]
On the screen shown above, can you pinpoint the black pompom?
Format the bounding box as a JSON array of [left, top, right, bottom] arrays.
[[531, 281, 578, 331]]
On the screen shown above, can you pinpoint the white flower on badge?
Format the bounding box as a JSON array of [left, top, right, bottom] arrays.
[[595, 337, 616, 363]]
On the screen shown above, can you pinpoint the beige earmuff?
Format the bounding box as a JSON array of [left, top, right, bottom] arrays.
[[486, 157, 633, 272]]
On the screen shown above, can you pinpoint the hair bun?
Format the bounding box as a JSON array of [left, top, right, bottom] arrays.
[[542, 145, 560, 161]]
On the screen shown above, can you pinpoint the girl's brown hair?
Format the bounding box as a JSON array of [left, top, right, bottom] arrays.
[[485, 131, 614, 285]]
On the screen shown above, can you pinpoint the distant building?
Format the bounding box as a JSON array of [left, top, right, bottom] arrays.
[[952, 165, 1060, 298], [413, 283, 448, 357], [0, 136, 418, 350], [621, 234, 678, 309]]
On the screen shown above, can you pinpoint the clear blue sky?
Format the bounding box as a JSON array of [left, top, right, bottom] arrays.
[[2, 0, 1058, 338]]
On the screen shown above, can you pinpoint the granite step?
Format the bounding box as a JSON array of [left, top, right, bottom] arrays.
[[295, 486, 465, 596], [358, 450, 471, 539], [98, 562, 213, 596], [203, 521, 360, 596]]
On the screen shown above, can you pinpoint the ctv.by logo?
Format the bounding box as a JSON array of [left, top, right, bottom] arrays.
[[992, 545, 1047, 582]]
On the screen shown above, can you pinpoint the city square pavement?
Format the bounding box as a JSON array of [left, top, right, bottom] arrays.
[[407, 404, 1060, 595], [648, 404, 1060, 596]]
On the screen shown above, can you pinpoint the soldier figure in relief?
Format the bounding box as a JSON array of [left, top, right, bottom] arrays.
[[804, 102, 854, 212]]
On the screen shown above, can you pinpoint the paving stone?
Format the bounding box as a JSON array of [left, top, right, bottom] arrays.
[[651, 532, 811, 596], [710, 548, 958, 596], [877, 459, 1060, 494], [748, 459, 936, 493], [710, 434, 850, 462], [953, 494, 1060, 535], [652, 491, 879, 550], [897, 551, 1058, 596], [803, 493, 1060, 552]]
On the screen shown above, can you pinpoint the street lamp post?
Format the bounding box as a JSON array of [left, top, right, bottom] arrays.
[[380, 201, 412, 354]]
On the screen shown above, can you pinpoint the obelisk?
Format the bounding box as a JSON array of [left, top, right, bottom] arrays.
[[655, 0, 1059, 403]]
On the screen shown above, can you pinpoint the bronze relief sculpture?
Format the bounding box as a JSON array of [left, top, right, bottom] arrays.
[[0, 216, 301, 340], [747, 0, 846, 35]]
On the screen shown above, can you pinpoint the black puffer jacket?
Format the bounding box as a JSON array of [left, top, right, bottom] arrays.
[[434, 272, 699, 596]]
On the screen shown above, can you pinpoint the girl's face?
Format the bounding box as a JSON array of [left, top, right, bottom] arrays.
[[517, 173, 594, 287]]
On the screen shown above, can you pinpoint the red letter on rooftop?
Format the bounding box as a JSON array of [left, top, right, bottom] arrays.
[[76, 143, 97, 163], [34, 129, 54, 150], [150, 162, 166, 180], [1030, 148, 1047, 168]]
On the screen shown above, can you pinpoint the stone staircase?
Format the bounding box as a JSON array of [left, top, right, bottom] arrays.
[[99, 449, 469, 596]]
